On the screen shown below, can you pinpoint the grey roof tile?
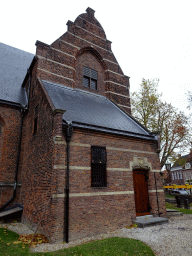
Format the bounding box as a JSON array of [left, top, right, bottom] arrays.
[[43, 80, 156, 140], [0, 43, 34, 106]]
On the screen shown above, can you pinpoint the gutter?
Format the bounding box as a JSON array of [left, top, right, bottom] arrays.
[[0, 99, 23, 109], [62, 121, 73, 243], [71, 121, 157, 141], [27, 68, 32, 110]]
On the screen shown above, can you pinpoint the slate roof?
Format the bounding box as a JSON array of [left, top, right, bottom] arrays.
[[0, 43, 34, 107], [43, 80, 156, 140]]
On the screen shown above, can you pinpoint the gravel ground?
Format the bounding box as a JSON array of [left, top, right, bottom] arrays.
[[1, 215, 192, 255]]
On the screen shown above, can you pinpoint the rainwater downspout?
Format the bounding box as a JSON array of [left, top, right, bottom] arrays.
[[151, 131, 161, 217], [27, 68, 32, 110], [63, 122, 73, 243], [154, 172, 160, 217]]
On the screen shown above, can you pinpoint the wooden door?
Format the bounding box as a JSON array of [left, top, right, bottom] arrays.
[[133, 169, 150, 216]]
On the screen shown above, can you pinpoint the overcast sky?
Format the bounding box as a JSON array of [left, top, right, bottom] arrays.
[[1, 0, 191, 116]]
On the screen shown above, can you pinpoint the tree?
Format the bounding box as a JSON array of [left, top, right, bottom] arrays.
[[131, 78, 161, 130], [131, 78, 190, 168], [187, 91, 192, 123]]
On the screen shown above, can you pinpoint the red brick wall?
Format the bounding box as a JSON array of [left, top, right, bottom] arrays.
[[0, 105, 22, 207], [19, 78, 55, 237], [19, 117, 166, 242], [49, 128, 166, 242]]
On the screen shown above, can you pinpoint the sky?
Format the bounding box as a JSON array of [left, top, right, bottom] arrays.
[[1, 0, 192, 115]]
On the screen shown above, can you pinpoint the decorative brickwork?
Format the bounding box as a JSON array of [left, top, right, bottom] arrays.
[[36, 7, 131, 114]]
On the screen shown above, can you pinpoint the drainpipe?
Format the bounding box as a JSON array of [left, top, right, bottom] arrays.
[[0, 108, 24, 212], [63, 121, 73, 243], [154, 172, 160, 217], [27, 69, 32, 110]]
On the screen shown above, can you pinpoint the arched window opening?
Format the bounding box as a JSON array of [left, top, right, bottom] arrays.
[[75, 49, 106, 95]]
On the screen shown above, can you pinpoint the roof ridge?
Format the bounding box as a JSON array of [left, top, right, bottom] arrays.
[[42, 80, 108, 100], [0, 42, 34, 55], [74, 88, 107, 99], [42, 80, 74, 91]]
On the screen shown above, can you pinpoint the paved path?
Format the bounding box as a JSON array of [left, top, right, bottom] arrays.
[[1, 215, 192, 255], [118, 214, 192, 256]]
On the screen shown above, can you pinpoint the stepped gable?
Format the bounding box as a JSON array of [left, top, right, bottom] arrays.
[[74, 7, 107, 40], [62, 7, 112, 53], [35, 7, 131, 114]]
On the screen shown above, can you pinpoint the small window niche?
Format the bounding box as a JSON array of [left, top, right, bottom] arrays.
[[0, 119, 4, 135], [33, 104, 39, 135], [83, 66, 97, 90]]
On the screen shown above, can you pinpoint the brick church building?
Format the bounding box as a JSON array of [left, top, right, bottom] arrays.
[[0, 7, 166, 242]]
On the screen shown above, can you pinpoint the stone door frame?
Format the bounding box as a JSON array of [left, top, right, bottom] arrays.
[[130, 157, 152, 216]]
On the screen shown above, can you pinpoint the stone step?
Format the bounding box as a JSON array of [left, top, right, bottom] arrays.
[[136, 215, 153, 220], [0, 207, 23, 222], [165, 198, 176, 203], [133, 215, 168, 228], [167, 211, 183, 217], [166, 208, 183, 216], [0, 207, 23, 217], [166, 209, 179, 212]]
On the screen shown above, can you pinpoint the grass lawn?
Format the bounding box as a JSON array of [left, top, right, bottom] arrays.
[[166, 202, 192, 214], [0, 228, 155, 256]]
